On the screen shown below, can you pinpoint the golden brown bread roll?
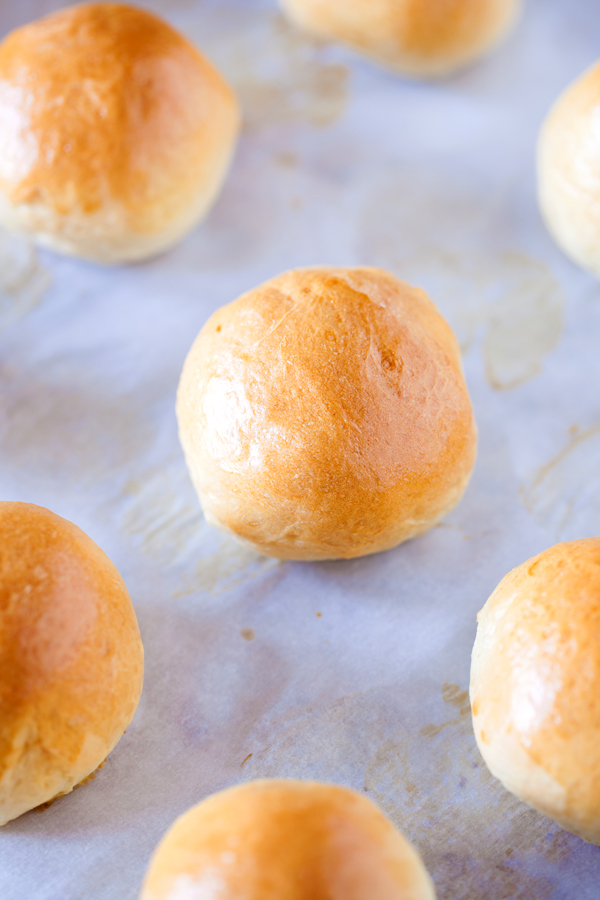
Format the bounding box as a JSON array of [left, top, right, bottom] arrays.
[[538, 62, 600, 278], [0, 502, 144, 826], [176, 266, 477, 561], [470, 539, 600, 844], [140, 779, 436, 899], [0, 3, 239, 263], [280, 0, 521, 79]]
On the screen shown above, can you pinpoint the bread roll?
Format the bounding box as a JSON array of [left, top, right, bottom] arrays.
[[176, 266, 476, 561], [0, 3, 239, 263], [470, 539, 600, 844], [0, 502, 143, 826], [280, 0, 521, 78], [140, 779, 436, 899], [538, 62, 600, 278]]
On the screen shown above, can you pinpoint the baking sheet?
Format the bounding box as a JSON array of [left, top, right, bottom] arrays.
[[1, 0, 600, 897]]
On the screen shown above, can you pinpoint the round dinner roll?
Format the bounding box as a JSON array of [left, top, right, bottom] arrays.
[[0, 502, 143, 826], [0, 3, 239, 263], [177, 266, 476, 561], [470, 539, 600, 844], [538, 61, 600, 278], [140, 779, 436, 899], [280, 0, 521, 79]]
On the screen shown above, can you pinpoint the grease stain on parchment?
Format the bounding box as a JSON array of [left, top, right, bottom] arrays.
[[365, 691, 568, 900], [175, 538, 280, 598], [242, 682, 577, 900], [482, 254, 563, 390], [419, 682, 470, 738], [521, 424, 600, 539], [120, 461, 280, 596], [121, 463, 206, 568], [0, 232, 50, 334], [275, 150, 300, 169], [361, 172, 563, 390], [218, 14, 349, 129]]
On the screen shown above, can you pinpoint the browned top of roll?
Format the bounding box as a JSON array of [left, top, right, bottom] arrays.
[[0, 3, 236, 232], [177, 266, 476, 559], [369, 0, 514, 59], [471, 538, 600, 835], [281, 0, 521, 77], [0, 502, 143, 811], [141, 780, 435, 899], [537, 61, 600, 277]]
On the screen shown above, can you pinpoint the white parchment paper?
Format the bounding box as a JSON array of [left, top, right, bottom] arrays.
[[1, 1, 600, 897]]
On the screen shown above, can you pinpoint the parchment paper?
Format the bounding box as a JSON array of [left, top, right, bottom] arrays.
[[1, 1, 599, 897]]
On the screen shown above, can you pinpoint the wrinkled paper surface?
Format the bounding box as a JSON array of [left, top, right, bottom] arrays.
[[1, 1, 599, 898]]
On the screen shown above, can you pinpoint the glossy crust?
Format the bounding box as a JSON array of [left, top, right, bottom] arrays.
[[140, 779, 436, 900], [280, 0, 521, 78], [177, 267, 477, 561], [0, 502, 144, 826], [0, 3, 239, 263], [470, 539, 600, 843], [538, 62, 600, 278]]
